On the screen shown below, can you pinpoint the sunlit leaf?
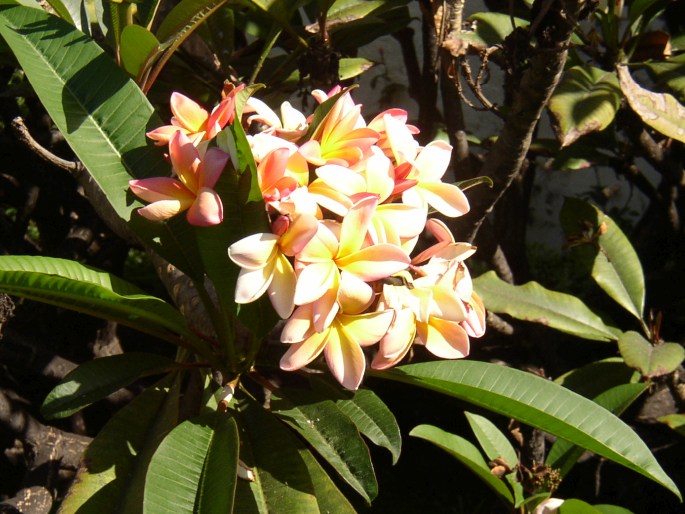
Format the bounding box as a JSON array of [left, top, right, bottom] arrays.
[[42, 352, 177, 419], [618, 65, 685, 144], [465, 412, 524, 506], [473, 271, 619, 341], [618, 331, 685, 378], [559, 499, 604, 513], [560, 197, 645, 321], [549, 66, 621, 147], [59, 374, 181, 514], [120, 24, 159, 79], [0, 255, 192, 344], [458, 12, 528, 48], [144, 410, 239, 514], [546, 383, 648, 476], [409, 424, 515, 505], [338, 57, 375, 80], [657, 414, 685, 438], [374, 361, 681, 499]]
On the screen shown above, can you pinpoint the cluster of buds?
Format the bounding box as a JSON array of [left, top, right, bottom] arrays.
[[130, 85, 485, 389]]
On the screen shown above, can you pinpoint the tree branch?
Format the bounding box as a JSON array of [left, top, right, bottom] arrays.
[[463, 0, 587, 242]]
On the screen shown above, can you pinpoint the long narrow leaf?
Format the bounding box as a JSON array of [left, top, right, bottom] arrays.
[[0, 4, 207, 279], [59, 374, 181, 514], [410, 424, 515, 505], [546, 383, 649, 476], [42, 352, 177, 419], [473, 271, 619, 341], [0, 255, 190, 342], [374, 361, 681, 499]]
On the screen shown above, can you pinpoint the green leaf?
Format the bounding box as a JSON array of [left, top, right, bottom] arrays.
[[144, 410, 239, 514], [618, 65, 685, 144], [459, 12, 528, 48], [465, 412, 524, 506], [0, 5, 206, 278], [546, 383, 648, 476], [338, 57, 375, 80], [270, 387, 378, 503], [593, 505, 635, 514], [554, 357, 639, 399], [549, 66, 621, 147], [232, 393, 333, 513], [455, 176, 494, 191], [473, 271, 618, 342], [618, 331, 685, 378], [643, 53, 685, 102], [310, 377, 401, 464], [657, 414, 685, 437], [560, 197, 646, 321], [409, 424, 515, 505], [0, 255, 191, 343], [42, 352, 176, 419], [120, 24, 159, 79], [559, 499, 604, 513], [59, 374, 181, 514], [374, 361, 681, 499]]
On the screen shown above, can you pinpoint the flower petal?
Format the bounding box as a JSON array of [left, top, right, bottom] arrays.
[[129, 177, 194, 203], [411, 140, 451, 181], [416, 318, 470, 359], [199, 147, 229, 189], [280, 329, 329, 371], [338, 195, 378, 257], [228, 233, 279, 269], [372, 308, 416, 370], [187, 187, 223, 226], [324, 326, 366, 390], [234, 261, 274, 304], [136, 199, 189, 221], [417, 181, 470, 217], [170, 92, 209, 133], [267, 253, 297, 318], [281, 304, 315, 343], [294, 261, 338, 305], [338, 310, 394, 347], [338, 271, 374, 314], [337, 244, 410, 282]]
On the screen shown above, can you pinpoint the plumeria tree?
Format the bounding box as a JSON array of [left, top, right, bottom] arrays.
[[0, 0, 683, 513]]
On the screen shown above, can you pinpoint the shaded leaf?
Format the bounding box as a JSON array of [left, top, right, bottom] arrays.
[[643, 53, 685, 102], [42, 352, 176, 419], [456, 176, 494, 191], [0, 255, 192, 344], [374, 361, 681, 499], [473, 271, 618, 342], [560, 197, 645, 320], [618, 331, 685, 378], [560, 499, 604, 513], [549, 66, 621, 147], [270, 387, 377, 503], [144, 410, 239, 514], [232, 393, 331, 513], [546, 383, 648, 476], [554, 357, 639, 399], [409, 424, 515, 505], [593, 505, 635, 514], [657, 414, 685, 438], [310, 377, 401, 464], [59, 374, 181, 514], [618, 65, 685, 144]]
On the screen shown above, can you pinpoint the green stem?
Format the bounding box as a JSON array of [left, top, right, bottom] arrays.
[[248, 27, 283, 85]]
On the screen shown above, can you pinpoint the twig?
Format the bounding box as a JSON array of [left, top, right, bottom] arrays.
[[11, 117, 82, 176], [462, 0, 585, 242]]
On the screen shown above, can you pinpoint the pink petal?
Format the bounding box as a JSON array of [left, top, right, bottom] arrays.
[[337, 244, 410, 282], [462, 293, 486, 338], [280, 330, 329, 371], [418, 181, 470, 217], [338, 310, 394, 347], [199, 147, 229, 189], [129, 177, 194, 203], [279, 214, 319, 256], [417, 319, 470, 359], [372, 308, 416, 370], [228, 233, 279, 269], [169, 131, 201, 191], [234, 263, 274, 304], [324, 326, 366, 390], [136, 199, 189, 222], [411, 140, 452, 181], [187, 187, 223, 226], [267, 253, 296, 318], [146, 125, 184, 146], [170, 92, 209, 132], [294, 261, 339, 305], [299, 140, 327, 166], [259, 148, 290, 192], [281, 304, 315, 343], [338, 195, 378, 257]]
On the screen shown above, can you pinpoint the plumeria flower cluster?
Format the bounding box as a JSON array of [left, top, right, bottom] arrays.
[[131, 84, 485, 390]]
